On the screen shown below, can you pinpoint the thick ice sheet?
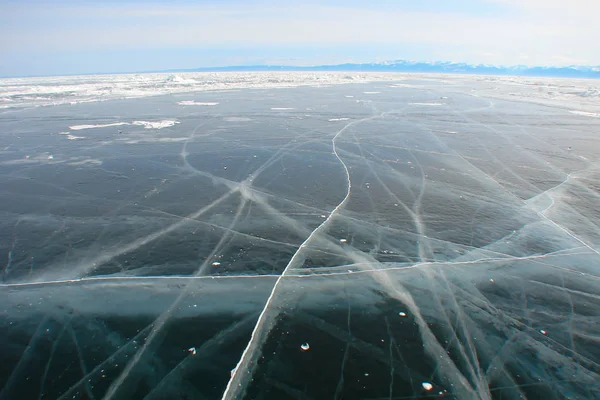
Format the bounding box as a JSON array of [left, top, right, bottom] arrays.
[[1, 74, 600, 399]]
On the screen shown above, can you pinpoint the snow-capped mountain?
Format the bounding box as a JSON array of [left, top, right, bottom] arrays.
[[179, 60, 600, 79]]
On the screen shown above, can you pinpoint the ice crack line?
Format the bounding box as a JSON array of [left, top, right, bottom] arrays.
[[221, 113, 381, 400]]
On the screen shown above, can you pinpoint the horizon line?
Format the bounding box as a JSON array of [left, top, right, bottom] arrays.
[[2, 59, 599, 80]]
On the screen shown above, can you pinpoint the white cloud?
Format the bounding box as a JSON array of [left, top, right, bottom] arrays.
[[0, 5, 558, 48]]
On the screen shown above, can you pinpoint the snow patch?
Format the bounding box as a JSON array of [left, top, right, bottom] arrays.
[[569, 110, 599, 118], [177, 101, 219, 106], [131, 120, 180, 129], [69, 122, 129, 131], [224, 117, 252, 122], [124, 137, 188, 144]]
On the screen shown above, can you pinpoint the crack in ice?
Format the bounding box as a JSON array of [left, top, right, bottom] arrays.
[[221, 112, 382, 400]]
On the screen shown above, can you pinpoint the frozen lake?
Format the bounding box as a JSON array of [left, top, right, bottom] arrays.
[[1, 73, 600, 399]]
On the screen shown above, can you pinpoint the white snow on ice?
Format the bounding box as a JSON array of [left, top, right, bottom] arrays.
[[177, 101, 219, 106], [0, 72, 389, 110], [223, 117, 252, 122], [131, 120, 179, 129], [569, 110, 599, 118], [2, 73, 600, 116], [68, 120, 179, 132], [69, 122, 129, 131]]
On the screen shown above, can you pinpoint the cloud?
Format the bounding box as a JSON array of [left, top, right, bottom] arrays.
[[0, 4, 560, 50]]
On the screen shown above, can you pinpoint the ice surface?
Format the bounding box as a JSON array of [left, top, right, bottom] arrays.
[[68, 120, 179, 131], [0, 72, 395, 110], [569, 110, 599, 118], [409, 102, 444, 106], [69, 122, 130, 130], [1, 73, 600, 399], [131, 120, 179, 129], [177, 101, 219, 106]]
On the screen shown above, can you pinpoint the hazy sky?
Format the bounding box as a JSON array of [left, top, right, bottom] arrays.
[[1, 0, 598, 77]]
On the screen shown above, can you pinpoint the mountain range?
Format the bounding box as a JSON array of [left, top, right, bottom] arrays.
[[166, 60, 600, 79]]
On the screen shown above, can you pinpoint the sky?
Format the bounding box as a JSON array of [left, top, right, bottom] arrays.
[[0, 0, 598, 77]]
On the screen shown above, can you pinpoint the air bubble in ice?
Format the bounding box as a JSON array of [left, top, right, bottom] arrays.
[[399, 312, 407, 317], [422, 382, 433, 391], [540, 329, 547, 335], [188, 347, 197, 355], [339, 239, 347, 243], [212, 261, 221, 266], [300, 343, 310, 351]]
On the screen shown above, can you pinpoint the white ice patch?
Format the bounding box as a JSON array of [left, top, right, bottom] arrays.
[[363, 91, 380, 94], [177, 101, 219, 106], [69, 122, 129, 130], [328, 118, 350, 121], [59, 131, 85, 140], [131, 120, 179, 129], [223, 117, 252, 122], [66, 157, 102, 166], [124, 137, 188, 144], [390, 84, 417, 88], [569, 110, 599, 117], [3, 73, 599, 112], [409, 102, 444, 106], [69, 120, 178, 132], [270, 107, 295, 110]]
